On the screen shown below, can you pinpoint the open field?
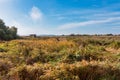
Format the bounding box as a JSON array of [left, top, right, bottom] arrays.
[[0, 36, 120, 80]]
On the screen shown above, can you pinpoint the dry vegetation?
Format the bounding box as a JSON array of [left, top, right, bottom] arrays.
[[0, 36, 120, 80]]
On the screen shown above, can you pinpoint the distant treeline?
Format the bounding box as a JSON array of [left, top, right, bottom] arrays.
[[68, 34, 120, 36], [22, 34, 120, 38], [0, 19, 18, 40]]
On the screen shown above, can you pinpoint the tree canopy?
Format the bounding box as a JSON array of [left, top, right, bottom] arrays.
[[0, 19, 18, 40]]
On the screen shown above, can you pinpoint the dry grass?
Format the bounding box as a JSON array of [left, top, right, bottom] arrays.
[[0, 36, 120, 80]]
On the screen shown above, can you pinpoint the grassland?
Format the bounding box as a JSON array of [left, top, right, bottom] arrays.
[[0, 35, 120, 80]]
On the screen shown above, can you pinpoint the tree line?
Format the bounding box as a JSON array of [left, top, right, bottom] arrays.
[[0, 19, 18, 40]]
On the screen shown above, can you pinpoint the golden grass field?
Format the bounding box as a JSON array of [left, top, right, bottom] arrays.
[[0, 36, 120, 80]]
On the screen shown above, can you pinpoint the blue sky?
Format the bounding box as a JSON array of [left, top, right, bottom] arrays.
[[0, 0, 120, 35]]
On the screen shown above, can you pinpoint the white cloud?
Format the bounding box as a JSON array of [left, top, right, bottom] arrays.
[[58, 17, 120, 30], [93, 11, 120, 17], [30, 6, 43, 21]]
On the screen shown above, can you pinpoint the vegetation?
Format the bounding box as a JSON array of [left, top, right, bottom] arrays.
[[0, 19, 18, 40], [0, 36, 120, 80]]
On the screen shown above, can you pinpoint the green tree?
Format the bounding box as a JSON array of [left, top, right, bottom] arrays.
[[0, 19, 6, 29], [0, 19, 18, 40]]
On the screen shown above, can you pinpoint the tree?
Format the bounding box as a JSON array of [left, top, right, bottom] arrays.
[[9, 26, 17, 39], [0, 19, 18, 40], [0, 29, 5, 39], [0, 19, 6, 29]]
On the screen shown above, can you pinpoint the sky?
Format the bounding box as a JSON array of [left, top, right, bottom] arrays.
[[0, 0, 120, 35]]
